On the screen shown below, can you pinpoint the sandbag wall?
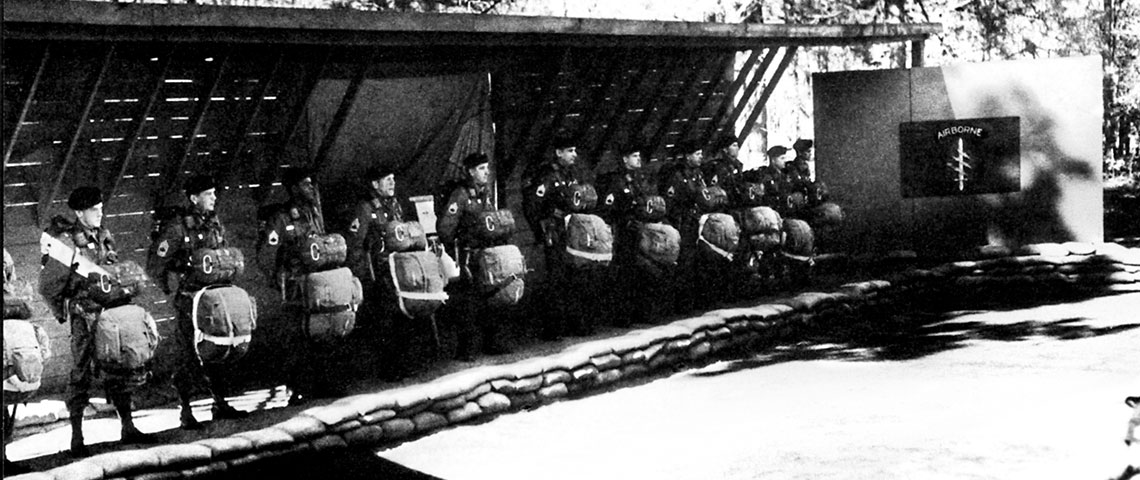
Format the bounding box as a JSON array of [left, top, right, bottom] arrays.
[[12, 242, 1140, 480]]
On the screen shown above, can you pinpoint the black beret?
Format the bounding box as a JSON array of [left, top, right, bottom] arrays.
[[793, 139, 814, 152], [617, 141, 643, 157], [462, 152, 489, 170], [712, 133, 739, 152], [67, 186, 103, 211], [184, 174, 217, 196], [766, 146, 790, 158], [281, 167, 313, 187], [672, 139, 703, 156], [366, 164, 396, 180], [551, 134, 577, 151]]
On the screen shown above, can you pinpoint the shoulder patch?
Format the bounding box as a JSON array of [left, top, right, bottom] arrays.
[[268, 230, 279, 246], [711, 175, 719, 185], [667, 186, 675, 197], [605, 193, 615, 206], [447, 202, 459, 215], [289, 208, 300, 220], [349, 218, 360, 233], [156, 240, 170, 258], [535, 184, 546, 198]]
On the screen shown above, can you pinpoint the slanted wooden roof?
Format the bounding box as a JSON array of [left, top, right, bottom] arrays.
[[3, 1, 940, 49]]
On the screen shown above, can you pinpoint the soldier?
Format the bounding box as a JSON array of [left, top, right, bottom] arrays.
[[790, 138, 815, 181], [437, 152, 509, 360], [38, 186, 156, 457], [703, 133, 744, 191], [744, 145, 795, 214], [661, 139, 709, 260], [148, 174, 249, 430], [341, 165, 412, 379], [523, 135, 598, 338], [263, 167, 347, 400]]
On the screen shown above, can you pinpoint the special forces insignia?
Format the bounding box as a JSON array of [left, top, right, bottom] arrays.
[[349, 218, 360, 233], [268, 230, 279, 246], [156, 240, 170, 257], [536, 184, 546, 197], [711, 175, 719, 185], [605, 193, 615, 206], [447, 203, 459, 215], [666, 186, 675, 197]]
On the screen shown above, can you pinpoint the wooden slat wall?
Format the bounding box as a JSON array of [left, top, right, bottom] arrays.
[[3, 39, 766, 396]]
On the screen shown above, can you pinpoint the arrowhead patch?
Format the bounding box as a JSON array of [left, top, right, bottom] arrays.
[[535, 184, 546, 197], [268, 230, 279, 246], [349, 218, 360, 233], [447, 202, 459, 215], [711, 175, 719, 185], [605, 193, 615, 205], [666, 186, 675, 197], [156, 240, 170, 258]]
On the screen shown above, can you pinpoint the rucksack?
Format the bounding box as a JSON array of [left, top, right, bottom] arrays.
[[562, 183, 598, 213], [698, 213, 740, 260], [186, 247, 245, 287], [634, 195, 668, 222], [93, 305, 159, 375], [296, 233, 347, 273], [389, 251, 448, 320], [301, 267, 362, 343], [782, 218, 815, 258], [86, 261, 148, 308], [564, 213, 614, 267], [471, 245, 527, 307], [383, 221, 428, 253], [192, 285, 257, 364], [732, 182, 766, 208], [3, 320, 52, 392], [462, 209, 517, 247], [737, 206, 782, 235], [696, 186, 729, 213], [636, 222, 681, 266]]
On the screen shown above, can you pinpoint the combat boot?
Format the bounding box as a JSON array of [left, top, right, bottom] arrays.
[[113, 393, 158, 445], [68, 408, 90, 458]]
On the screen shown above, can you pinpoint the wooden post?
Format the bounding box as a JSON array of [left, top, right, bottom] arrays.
[[702, 49, 763, 140], [3, 44, 50, 169], [647, 50, 715, 156], [676, 52, 733, 143], [737, 46, 797, 142], [506, 48, 570, 170], [910, 38, 925, 67], [41, 46, 115, 220], [107, 47, 175, 200], [589, 52, 656, 163], [724, 48, 778, 135]]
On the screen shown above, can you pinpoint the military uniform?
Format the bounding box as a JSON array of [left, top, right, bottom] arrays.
[[344, 195, 404, 283], [438, 179, 504, 358], [596, 167, 656, 262], [596, 167, 668, 326], [661, 162, 708, 253], [147, 204, 242, 425]]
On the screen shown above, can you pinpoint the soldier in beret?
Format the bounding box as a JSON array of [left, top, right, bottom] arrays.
[[39, 186, 156, 456], [263, 167, 327, 289], [148, 174, 248, 430], [438, 152, 510, 360]]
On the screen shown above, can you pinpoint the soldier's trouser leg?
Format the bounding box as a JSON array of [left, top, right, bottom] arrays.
[[173, 298, 210, 421], [67, 313, 96, 455], [453, 283, 480, 360]]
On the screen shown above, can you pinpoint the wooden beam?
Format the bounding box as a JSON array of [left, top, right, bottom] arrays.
[[3, 44, 50, 169], [588, 53, 655, 162], [676, 53, 734, 142], [647, 51, 713, 157], [223, 51, 284, 182], [702, 49, 762, 141], [3, 1, 941, 50], [107, 47, 175, 200], [568, 49, 629, 144], [506, 48, 570, 169], [738, 46, 798, 142], [724, 48, 779, 135], [627, 53, 684, 156], [40, 46, 115, 220], [910, 38, 925, 67], [158, 54, 231, 203], [310, 53, 372, 176], [533, 49, 602, 164]]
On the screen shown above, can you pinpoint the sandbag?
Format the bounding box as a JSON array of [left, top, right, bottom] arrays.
[[698, 213, 740, 260], [462, 209, 517, 247], [564, 213, 614, 267], [695, 186, 729, 212], [192, 285, 257, 365], [811, 202, 845, 228], [86, 261, 148, 308], [563, 183, 598, 213], [296, 234, 348, 272], [636, 222, 681, 266], [782, 218, 815, 257], [302, 267, 362, 342], [93, 305, 159, 374], [3, 293, 32, 320], [472, 245, 527, 307], [634, 195, 668, 222], [3, 320, 52, 392], [738, 206, 782, 235], [186, 247, 245, 286], [383, 221, 428, 253], [389, 251, 448, 320]]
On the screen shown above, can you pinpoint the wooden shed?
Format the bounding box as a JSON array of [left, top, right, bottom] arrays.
[[2, 0, 940, 395]]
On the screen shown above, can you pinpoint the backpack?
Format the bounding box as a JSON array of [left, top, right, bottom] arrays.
[[732, 182, 766, 208], [562, 183, 598, 213], [296, 233, 347, 273], [462, 209, 517, 247], [564, 213, 614, 268], [192, 285, 257, 364], [737, 206, 782, 235], [634, 195, 668, 222], [636, 222, 680, 266], [186, 247, 245, 287], [389, 251, 448, 320], [696, 186, 729, 213], [3, 320, 52, 392], [383, 221, 428, 253], [471, 245, 527, 308], [698, 213, 740, 260], [93, 305, 159, 375], [301, 267, 362, 343], [782, 218, 815, 258], [86, 261, 148, 308]]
